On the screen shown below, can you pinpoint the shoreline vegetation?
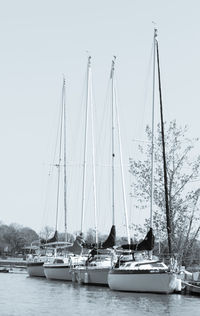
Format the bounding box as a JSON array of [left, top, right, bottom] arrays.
[[0, 221, 200, 271]]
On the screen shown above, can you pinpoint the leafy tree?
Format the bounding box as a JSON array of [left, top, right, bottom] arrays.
[[58, 232, 74, 243], [85, 228, 97, 244], [20, 227, 39, 245], [129, 120, 200, 265], [0, 223, 38, 255]]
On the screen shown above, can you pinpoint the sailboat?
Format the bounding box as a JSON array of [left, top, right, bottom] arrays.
[[43, 78, 87, 281], [43, 235, 86, 281], [72, 57, 115, 285], [26, 233, 57, 277], [27, 78, 73, 278], [73, 226, 116, 285], [72, 56, 131, 285], [108, 29, 178, 294]]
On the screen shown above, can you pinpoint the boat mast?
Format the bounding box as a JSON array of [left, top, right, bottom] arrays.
[[55, 80, 64, 233], [110, 56, 116, 226], [62, 77, 68, 242], [150, 29, 157, 229], [90, 71, 98, 245], [81, 56, 91, 233], [155, 32, 172, 255]]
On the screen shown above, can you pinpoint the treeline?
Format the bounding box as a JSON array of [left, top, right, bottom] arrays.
[[0, 223, 129, 257], [0, 222, 38, 256], [1, 221, 200, 267]]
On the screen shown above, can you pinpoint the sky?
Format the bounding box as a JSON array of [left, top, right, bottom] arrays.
[[0, 0, 200, 237]]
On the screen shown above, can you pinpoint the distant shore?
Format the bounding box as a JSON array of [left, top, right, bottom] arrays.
[[0, 257, 27, 268]]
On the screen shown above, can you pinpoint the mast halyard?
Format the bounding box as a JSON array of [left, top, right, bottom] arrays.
[[155, 32, 172, 256], [81, 56, 91, 233], [55, 79, 65, 233], [110, 56, 116, 226], [114, 73, 131, 244], [150, 28, 157, 229]]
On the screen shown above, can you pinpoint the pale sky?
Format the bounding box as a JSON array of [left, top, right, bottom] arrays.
[[0, 0, 199, 236]]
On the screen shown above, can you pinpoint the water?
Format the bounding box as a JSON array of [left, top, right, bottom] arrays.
[[0, 272, 200, 316]]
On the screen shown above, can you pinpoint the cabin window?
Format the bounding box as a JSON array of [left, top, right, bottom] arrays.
[[151, 263, 165, 268], [54, 259, 64, 264]]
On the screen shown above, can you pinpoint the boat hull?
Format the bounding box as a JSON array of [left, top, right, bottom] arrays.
[[27, 262, 45, 277], [73, 267, 110, 285], [185, 282, 200, 296], [108, 270, 177, 293], [0, 267, 9, 273], [44, 264, 72, 281]]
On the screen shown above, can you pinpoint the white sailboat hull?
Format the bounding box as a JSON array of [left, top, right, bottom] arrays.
[[73, 267, 110, 285], [108, 270, 177, 293], [27, 262, 45, 277], [44, 264, 72, 281]]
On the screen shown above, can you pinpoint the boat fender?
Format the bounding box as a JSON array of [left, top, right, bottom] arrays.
[[71, 271, 76, 283], [84, 272, 89, 284], [77, 271, 82, 284], [69, 257, 72, 268], [175, 279, 182, 292]]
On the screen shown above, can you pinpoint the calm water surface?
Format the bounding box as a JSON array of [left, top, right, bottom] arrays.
[[1, 272, 200, 316]]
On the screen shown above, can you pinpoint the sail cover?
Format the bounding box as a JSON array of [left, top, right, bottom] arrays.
[[85, 225, 116, 258], [83, 225, 116, 250], [101, 225, 116, 248], [40, 230, 58, 244], [121, 228, 154, 251], [84, 225, 116, 249]]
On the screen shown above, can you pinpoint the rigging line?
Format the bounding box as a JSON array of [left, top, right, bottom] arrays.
[[46, 162, 130, 168], [81, 56, 91, 233], [55, 81, 64, 233], [113, 63, 131, 242], [43, 86, 63, 179], [95, 59, 114, 161], [96, 79, 112, 161], [150, 28, 157, 229], [92, 100, 104, 162], [49, 90, 64, 177], [73, 61, 89, 171], [42, 84, 65, 231], [156, 34, 172, 256], [138, 38, 154, 141], [132, 138, 151, 143], [63, 77, 68, 242], [189, 178, 200, 182], [114, 70, 132, 157], [41, 168, 56, 229], [115, 80, 131, 245]]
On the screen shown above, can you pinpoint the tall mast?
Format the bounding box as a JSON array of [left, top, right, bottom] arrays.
[[155, 33, 172, 255], [81, 56, 91, 233], [110, 56, 116, 226], [62, 77, 67, 242], [150, 29, 157, 228], [90, 76, 98, 245]]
